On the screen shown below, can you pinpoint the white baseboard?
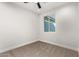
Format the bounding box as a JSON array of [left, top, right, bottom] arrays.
[[0, 39, 78, 53], [0, 39, 38, 53], [40, 39, 78, 52]]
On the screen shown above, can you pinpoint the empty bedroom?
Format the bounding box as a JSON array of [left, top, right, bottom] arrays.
[[0, 2, 79, 57]]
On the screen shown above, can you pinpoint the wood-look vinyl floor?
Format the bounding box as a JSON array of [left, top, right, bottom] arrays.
[[0, 41, 78, 57]]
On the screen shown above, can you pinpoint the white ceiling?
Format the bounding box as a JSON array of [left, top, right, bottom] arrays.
[[14, 2, 70, 14]]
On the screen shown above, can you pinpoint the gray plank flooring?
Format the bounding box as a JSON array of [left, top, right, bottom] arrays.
[[0, 41, 78, 57]]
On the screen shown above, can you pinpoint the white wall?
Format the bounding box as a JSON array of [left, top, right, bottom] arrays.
[[40, 3, 79, 51], [78, 3, 79, 53], [0, 2, 39, 53]]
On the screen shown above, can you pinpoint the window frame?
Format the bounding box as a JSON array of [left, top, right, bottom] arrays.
[[44, 16, 56, 32]]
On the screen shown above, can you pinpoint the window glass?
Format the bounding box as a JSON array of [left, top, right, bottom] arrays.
[[44, 21, 49, 32], [44, 16, 49, 21], [50, 23, 55, 32], [44, 15, 56, 32]]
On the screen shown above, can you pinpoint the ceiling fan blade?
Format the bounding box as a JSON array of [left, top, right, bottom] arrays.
[[24, 2, 28, 3], [37, 2, 41, 9], [24, 2, 41, 9]]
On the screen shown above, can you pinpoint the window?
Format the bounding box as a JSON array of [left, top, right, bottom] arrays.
[[44, 16, 56, 32]]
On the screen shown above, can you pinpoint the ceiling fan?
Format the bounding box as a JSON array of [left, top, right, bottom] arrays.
[[24, 2, 41, 9]]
